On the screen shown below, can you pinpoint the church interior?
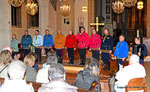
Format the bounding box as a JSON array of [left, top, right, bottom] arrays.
[[0, 0, 150, 92]]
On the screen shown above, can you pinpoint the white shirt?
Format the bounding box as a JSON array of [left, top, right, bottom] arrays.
[[38, 80, 78, 92], [115, 63, 146, 92], [36, 65, 50, 83], [0, 79, 34, 92]]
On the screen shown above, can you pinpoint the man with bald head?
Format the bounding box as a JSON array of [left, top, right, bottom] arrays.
[[114, 54, 146, 92]]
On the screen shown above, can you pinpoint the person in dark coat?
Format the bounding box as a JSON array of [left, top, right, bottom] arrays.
[[75, 58, 101, 92], [132, 37, 147, 65], [100, 29, 114, 71]]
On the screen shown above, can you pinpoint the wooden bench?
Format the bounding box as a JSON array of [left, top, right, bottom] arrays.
[[0, 78, 88, 92]]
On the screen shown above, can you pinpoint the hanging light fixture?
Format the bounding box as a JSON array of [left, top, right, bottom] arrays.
[[25, 0, 38, 16], [60, 0, 71, 17], [112, 0, 125, 14], [8, 0, 24, 7], [137, 0, 144, 10], [122, 0, 137, 7]]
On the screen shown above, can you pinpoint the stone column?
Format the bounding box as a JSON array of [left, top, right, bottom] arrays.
[[147, 0, 150, 37], [0, 0, 11, 50], [39, 0, 50, 36]]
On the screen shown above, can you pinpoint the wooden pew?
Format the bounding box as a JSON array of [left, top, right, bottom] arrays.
[[0, 78, 88, 92]]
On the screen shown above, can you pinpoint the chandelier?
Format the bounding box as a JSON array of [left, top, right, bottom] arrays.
[[25, 0, 38, 16], [60, 0, 71, 17], [8, 0, 24, 7], [112, 1, 125, 14], [122, 0, 137, 7], [137, 0, 144, 10]]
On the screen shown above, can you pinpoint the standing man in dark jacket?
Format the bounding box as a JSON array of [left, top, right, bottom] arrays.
[[21, 30, 32, 56], [100, 29, 114, 71], [132, 37, 147, 65], [43, 29, 53, 56]]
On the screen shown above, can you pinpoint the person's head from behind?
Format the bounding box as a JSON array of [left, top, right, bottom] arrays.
[[46, 51, 58, 65], [7, 60, 27, 79], [135, 37, 141, 45], [129, 54, 140, 65], [48, 63, 65, 81], [119, 35, 125, 42], [28, 52, 37, 63], [24, 54, 36, 67], [87, 58, 100, 77], [0, 50, 12, 65]]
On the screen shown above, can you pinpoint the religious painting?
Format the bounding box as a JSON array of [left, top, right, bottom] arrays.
[[106, 5, 110, 14], [106, 0, 110, 4]]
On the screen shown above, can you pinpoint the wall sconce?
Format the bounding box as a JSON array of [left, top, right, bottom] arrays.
[[82, 6, 87, 13]]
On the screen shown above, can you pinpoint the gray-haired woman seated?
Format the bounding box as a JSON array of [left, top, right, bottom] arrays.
[[75, 58, 101, 92], [0, 60, 34, 92], [38, 63, 77, 92]]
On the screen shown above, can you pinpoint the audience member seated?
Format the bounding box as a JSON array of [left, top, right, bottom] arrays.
[[38, 63, 77, 92], [115, 54, 146, 92], [24, 54, 37, 82], [0, 60, 34, 92], [36, 51, 57, 83], [0, 50, 12, 78], [75, 58, 101, 92], [28, 52, 39, 70]]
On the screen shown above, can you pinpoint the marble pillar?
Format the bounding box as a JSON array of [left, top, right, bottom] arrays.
[[39, 0, 50, 36], [0, 0, 11, 51]]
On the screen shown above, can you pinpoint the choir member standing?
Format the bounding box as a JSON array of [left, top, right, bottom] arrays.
[[54, 29, 65, 64], [65, 30, 77, 64], [76, 26, 89, 65], [10, 34, 19, 59], [101, 29, 114, 71], [132, 37, 147, 65], [33, 30, 43, 63], [89, 29, 101, 60], [21, 30, 32, 56], [43, 29, 53, 56], [114, 35, 128, 71]]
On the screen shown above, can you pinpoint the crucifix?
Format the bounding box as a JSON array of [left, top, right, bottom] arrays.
[[90, 17, 104, 31]]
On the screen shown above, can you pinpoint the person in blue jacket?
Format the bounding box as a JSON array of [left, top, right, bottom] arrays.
[[21, 30, 32, 57], [100, 29, 114, 71], [43, 29, 53, 56], [114, 35, 128, 71], [10, 34, 19, 59]]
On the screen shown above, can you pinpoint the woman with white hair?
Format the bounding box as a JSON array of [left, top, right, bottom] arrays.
[[0, 50, 12, 78], [38, 63, 77, 92], [0, 60, 34, 92]]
